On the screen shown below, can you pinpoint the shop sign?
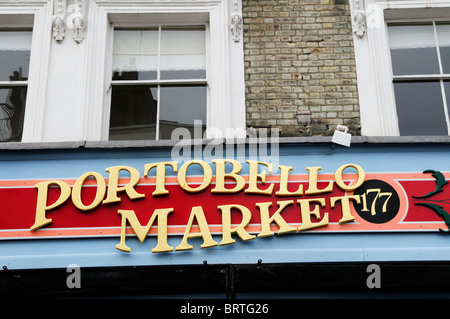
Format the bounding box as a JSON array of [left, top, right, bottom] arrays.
[[0, 160, 449, 253]]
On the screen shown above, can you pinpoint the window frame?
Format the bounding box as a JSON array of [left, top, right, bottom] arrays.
[[84, 0, 246, 141], [0, 2, 52, 142], [109, 23, 209, 141], [351, 0, 450, 136], [0, 28, 31, 142], [388, 20, 450, 135]]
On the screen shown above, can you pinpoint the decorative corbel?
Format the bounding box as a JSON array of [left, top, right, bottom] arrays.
[[52, 0, 66, 43], [352, 0, 366, 38], [230, 0, 243, 42], [71, 0, 86, 44], [52, 0, 86, 44], [231, 13, 243, 42]]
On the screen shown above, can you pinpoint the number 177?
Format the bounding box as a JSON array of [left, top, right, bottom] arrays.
[[360, 188, 392, 216]]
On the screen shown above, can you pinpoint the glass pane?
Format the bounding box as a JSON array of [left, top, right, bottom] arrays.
[[388, 24, 440, 75], [0, 87, 27, 142], [0, 31, 31, 82], [109, 86, 158, 140], [112, 29, 158, 81], [159, 85, 206, 139], [394, 81, 448, 135], [160, 27, 206, 80], [436, 24, 450, 74]]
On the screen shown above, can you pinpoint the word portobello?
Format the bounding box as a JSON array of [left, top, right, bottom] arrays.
[[30, 159, 365, 253]]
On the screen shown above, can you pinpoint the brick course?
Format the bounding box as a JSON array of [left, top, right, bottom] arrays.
[[242, 0, 360, 137]]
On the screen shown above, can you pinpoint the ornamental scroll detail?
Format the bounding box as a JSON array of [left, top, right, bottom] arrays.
[[52, 0, 86, 44], [52, 0, 66, 43], [413, 170, 450, 233], [231, 0, 243, 42], [352, 0, 366, 38]]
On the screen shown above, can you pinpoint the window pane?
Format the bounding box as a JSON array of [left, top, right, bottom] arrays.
[[388, 24, 440, 75], [160, 28, 206, 80], [0, 87, 26, 142], [109, 86, 157, 140], [436, 24, 450, 74], [0, 31, 31, 82], [394, 81, 448, 135], [159, 85, 206, 139], [112, 29, 158, 81]]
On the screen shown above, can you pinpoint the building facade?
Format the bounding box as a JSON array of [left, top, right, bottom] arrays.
[[2, 0, 450, 300]]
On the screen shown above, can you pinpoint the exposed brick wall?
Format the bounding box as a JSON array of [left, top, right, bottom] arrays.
[[242, 0, 360, 137]]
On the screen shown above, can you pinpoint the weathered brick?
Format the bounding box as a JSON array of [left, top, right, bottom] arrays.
[[243, 0, 359, 136]]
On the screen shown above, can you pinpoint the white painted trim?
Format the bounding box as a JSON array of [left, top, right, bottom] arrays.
[[82, 2, 110, 141], [83, 0, 246, 141], [0, 1, 52, 142], [228, 0, 246, 136], [351, 0, 398, 136]]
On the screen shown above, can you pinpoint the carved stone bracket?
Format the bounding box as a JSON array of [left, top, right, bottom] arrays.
[[52, 0, 66, 43], [230, 0, 243, 42], [71, 0, 86, 43], [231, 13, 243, 42], [352, 0, 366, 38], [52, 0, 86, 44]]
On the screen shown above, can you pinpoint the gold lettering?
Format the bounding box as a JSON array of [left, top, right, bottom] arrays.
[[330, 195, 360, 223], [211, 159, 245, 193], [116, 208, 173, 253], [177, 160, 212, 193], [71, 172, 106, 211], [103, 166, 145, 204], [305, 167, 333, 195], [335, 163, 365, 191], [275, 165, 303, 196], [256, 200, 296, 238], [218, 204, 256, 245], [144, 161, 178, 196], [245, 160, 274, 195], [175, 206, 218, 251], [297, 198, 329, 231], [30, 180, 71, 231]]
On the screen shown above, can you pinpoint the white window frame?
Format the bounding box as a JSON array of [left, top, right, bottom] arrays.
[[351, 0, 450, 136], [83, 0, 246, 141], [109, 21, 209, 141], [0, 1, 52, 142]]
